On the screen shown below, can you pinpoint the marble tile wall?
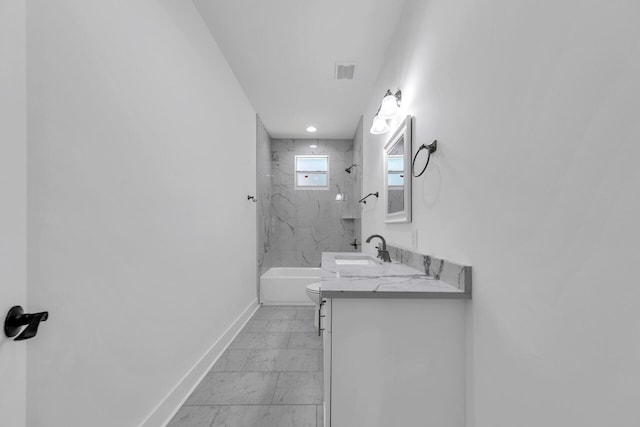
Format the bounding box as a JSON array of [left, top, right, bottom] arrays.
[[352, 117, 363, 250], [387, 245, 472, 294], [268, 139, 358, 267], [256, 116, 273, 276]]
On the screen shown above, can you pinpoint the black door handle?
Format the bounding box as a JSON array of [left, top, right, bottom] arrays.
[[4, 306, 49, 341]]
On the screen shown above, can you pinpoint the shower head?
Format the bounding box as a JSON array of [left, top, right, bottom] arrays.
[[345, 164, 358, 174]]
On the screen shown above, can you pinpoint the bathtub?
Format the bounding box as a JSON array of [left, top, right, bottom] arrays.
[[260, 267, 322, 305]]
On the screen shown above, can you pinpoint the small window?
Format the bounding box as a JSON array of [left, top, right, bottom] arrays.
[[387, 155, 404, 186], [295, 155, 329, 190]]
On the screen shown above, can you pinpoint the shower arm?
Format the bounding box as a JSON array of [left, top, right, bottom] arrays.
[[345, 163, 358, 173], [358, 192, 379, 204]]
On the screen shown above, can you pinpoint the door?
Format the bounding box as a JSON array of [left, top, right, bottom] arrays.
[[0, 1, 27, 425]]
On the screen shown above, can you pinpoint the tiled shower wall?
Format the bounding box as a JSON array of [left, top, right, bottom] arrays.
[[352, 117, 363, 247], [256, 116, 273, 276], [266, 138, 359, 268]]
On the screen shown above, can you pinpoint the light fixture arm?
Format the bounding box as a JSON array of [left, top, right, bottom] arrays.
[[383, 89, 402, 107]]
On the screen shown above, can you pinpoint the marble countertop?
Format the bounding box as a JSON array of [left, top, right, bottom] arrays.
[[320, 252, 470, 299]]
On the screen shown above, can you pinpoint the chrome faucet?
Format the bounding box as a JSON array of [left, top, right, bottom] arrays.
[[365, 234, 391, 262]]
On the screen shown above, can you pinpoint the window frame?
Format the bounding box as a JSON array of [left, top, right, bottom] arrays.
[[294, 155, 330, 190]]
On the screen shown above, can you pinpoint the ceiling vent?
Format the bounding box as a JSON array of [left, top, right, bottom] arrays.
[[335, 62, 356, 80]]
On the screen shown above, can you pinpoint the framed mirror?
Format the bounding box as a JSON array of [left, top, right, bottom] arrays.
[[383, 115, 412, 223]]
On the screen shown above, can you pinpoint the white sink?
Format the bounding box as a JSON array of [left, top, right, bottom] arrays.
[[333, 255, 379, 265]]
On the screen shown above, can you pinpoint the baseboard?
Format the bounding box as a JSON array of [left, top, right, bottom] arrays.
[[138, 298, 259, 427], [261, 301, 314, 306]]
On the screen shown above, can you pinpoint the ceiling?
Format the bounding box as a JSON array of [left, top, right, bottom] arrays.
[[193, 0, 406, 139]]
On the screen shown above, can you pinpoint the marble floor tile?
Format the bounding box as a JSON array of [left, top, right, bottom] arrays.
[[210, 405, 316, 427], [287, 332, 322, 349], [228, 332, 290, 349], [265, 319, 316, 333], [317, 404, 324, 427], [172, 306, 324, 427], [211, 349, 251, 372], [274, 349, 319, 371], [253, 306, 298, 320], [167, 406, 220, 427], [243, 319, 270, 332], [272, 372, 323, 404], [185, 372, 278, 405], [295, 307, 315, 320], [243, 349, 319, 372]]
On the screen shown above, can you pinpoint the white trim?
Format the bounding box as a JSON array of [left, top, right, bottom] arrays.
[[138, 298, 260, 427], [383, 115, 412, 223]]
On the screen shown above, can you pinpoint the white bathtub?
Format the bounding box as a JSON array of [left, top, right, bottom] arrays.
[[260, 267, 322, 305]]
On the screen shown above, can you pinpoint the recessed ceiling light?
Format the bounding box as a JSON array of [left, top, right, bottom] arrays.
[[309, 144, 318, 149], [306, 126, 317, 133]]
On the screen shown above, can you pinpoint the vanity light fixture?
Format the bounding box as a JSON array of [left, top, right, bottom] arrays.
[[335, 193, 345, 201], [369, 89, 402, 134], [370, 114, 390, 134], [378, 90, 402, 119]]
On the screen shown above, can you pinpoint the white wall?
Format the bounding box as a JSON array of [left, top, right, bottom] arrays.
[[362, 1, 640, 426], [0, 2, 27, 426], [26, 1, 257, 426]]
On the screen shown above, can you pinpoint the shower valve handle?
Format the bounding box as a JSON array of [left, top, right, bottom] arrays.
[[4, 306, 49, 341]]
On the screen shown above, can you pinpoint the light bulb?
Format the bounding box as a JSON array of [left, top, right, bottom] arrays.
[[369, 115, 390, 134], [378, 93, 400, 119]]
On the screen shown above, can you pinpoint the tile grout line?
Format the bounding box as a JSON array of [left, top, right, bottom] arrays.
[[180, 403, 318, 407], [270, 372, 281, 405]]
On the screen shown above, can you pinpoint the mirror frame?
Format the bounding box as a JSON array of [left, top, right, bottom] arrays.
[[383, 115, 412, 223]]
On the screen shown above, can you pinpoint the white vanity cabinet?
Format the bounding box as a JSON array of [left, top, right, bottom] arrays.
[[323, 297, 466, 427], [319, 251, 471, 427]]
